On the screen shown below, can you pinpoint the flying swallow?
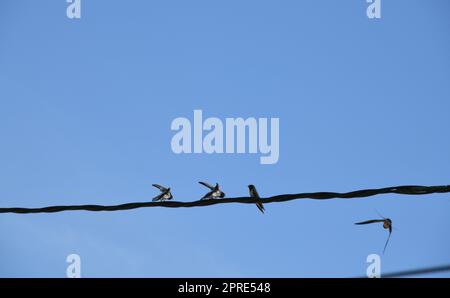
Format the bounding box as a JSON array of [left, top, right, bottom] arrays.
[[248, 185, 265, 214], [198, 181, 225, 200], [152, 184, 173, 202], [355, 215, 393, 254]]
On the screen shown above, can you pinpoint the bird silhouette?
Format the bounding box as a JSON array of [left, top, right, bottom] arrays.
[[248, 185, 265, 214], [355, 215, 393, 254], [152, 184, 173, 202], [198, 182, 225, 200]]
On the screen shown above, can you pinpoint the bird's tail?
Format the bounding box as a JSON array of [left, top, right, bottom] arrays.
[[256, 202, 265, 214]]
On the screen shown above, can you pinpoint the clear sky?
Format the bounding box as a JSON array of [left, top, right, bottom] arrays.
[[0, 0, 449, 277]]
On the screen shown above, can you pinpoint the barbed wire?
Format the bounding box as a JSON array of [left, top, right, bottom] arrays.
[[0, 184, 449, 214], [355, 264, 450, 278], [382, 264, 450, 278]]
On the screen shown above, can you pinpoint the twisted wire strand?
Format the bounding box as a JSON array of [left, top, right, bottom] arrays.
[[0, 184, 449, 214], [355, 264, 450, 278]]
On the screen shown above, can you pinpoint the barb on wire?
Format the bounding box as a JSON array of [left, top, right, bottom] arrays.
[[0, 184, 449, 214]]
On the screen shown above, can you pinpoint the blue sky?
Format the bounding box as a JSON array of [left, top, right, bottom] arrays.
[[0, 0, 449, 277]]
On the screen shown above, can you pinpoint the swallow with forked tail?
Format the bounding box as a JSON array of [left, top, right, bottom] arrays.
[[152, 184, 173, 202], [355, 215, 393, 254], [248, 185, 265, 214], [199, 181, 225, 200]]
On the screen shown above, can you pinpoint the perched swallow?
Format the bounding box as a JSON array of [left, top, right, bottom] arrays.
[[152, 184, 173, 202], [355, 216, 393, 254], [248, 185, 265, 214], [198, 181, 225, 200]]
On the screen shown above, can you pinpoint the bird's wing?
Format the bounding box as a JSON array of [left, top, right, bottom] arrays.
[[152, 193, 163, 202], [249, 187, 260, 199], [199, 181, 214, 190], [383, 230, 392, 254], [354, 219, 384, 225], [201, 190, 214, 199], [375, 209, 386, 220], [152, 184, 168, 192]]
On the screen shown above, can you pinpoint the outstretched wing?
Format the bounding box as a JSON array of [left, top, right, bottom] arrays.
[[354, 219, 384, 225], [199, 181, 214, 190], [375, 209, 386, 220], [152, 184, 168, 192], [383, 230, 392, 254]]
